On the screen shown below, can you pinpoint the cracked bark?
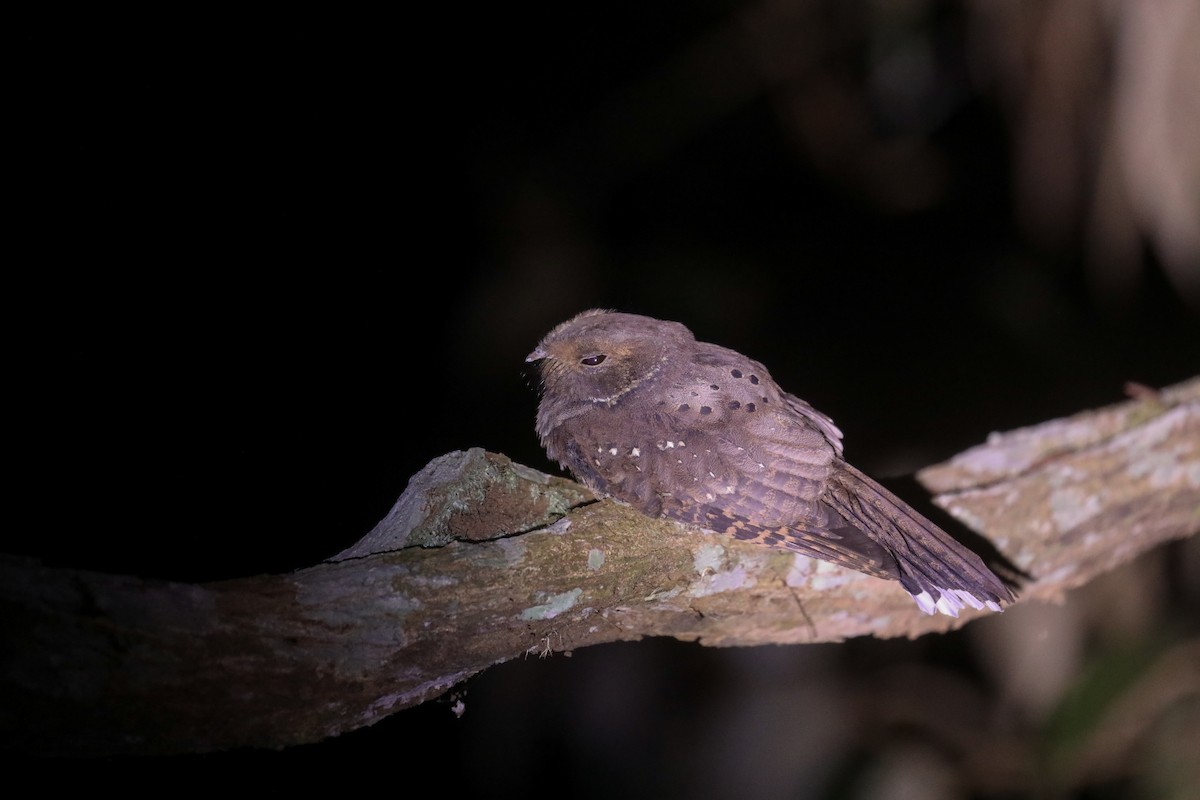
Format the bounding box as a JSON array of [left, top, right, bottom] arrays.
[[2, 378, 1197, 756]]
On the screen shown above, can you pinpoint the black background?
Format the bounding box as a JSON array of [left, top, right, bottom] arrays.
[[9, 5, 1199, 796]]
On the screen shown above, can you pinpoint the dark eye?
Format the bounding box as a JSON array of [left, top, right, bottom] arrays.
[[580, 354, 607, 366]]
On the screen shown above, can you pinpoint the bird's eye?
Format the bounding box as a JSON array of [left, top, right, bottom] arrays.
[[580, 354, 607, 366]]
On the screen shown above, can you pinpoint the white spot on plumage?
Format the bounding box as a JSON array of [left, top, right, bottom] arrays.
[[912, 591, 937, 615], [609, 448, 618, 456], [949, 589, 984, 611], [630, 447, 641, 457], [911, 587, 1000, 617], [935, 594, 962, 617]]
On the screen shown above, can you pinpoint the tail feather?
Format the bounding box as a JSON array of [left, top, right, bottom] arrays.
[[825, 463, 1015, 617]]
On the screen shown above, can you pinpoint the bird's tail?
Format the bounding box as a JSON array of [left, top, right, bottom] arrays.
[[825, 463, 1016, 617]]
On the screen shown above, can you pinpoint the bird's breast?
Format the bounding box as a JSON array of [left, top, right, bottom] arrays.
[[543, 404, 724, 516]]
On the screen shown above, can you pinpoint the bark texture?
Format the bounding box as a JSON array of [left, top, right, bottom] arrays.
[[2, 378, 1197, 756]]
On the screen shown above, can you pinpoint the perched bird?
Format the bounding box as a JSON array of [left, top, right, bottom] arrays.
[[526, 309, 1015, 617]]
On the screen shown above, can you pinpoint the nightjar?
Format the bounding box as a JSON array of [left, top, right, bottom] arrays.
[[527, 309, 1015, 617]]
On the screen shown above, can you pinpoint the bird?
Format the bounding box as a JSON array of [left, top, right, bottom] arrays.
[[526, 309, 1015, 617]]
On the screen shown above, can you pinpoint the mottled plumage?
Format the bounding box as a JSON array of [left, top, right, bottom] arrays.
[[527, 309, 1015, 617]]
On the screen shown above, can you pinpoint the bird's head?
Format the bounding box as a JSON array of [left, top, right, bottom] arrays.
[[526, 309, 693, 406]]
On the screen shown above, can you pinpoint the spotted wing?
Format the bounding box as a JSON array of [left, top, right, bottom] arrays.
[[645, 402, 902, 581]]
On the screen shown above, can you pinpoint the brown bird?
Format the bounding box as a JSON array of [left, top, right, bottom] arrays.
[[526, 309, 1015, 617]]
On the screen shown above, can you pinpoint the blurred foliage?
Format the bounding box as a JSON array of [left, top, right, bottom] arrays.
[[1039, 633, 1200, 797]]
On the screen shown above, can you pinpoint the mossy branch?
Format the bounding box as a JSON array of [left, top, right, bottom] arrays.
[[2, 378, 1197, 756]]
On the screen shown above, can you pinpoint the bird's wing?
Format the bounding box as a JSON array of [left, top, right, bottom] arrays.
[[781, 392, 844, 455], [649, 404, 901, 580]]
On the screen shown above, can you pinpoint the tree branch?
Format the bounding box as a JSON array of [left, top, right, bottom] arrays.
[[2, 378, 1197, 756]]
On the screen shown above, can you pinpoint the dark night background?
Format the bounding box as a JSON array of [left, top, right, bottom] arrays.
[[9, 3, 1200, 797]]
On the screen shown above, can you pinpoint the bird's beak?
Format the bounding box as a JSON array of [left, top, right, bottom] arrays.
[[525, 346, 548, 363]]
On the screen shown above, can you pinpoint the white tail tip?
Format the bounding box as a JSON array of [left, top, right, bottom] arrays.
[[911, 588, 1004, 617]]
